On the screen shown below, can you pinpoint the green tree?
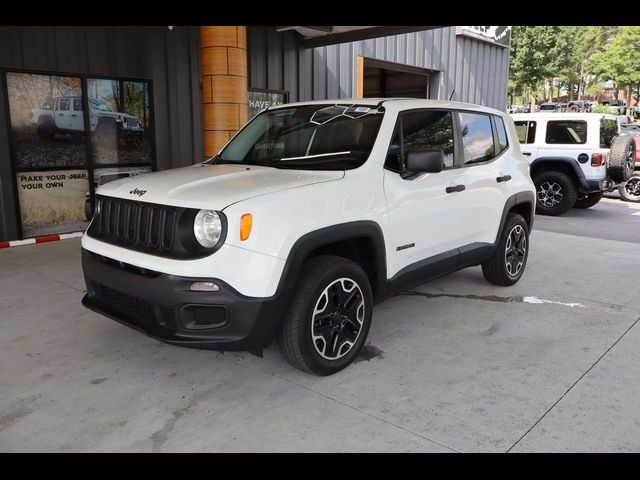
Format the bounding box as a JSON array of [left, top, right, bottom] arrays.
[[587, 26, 640, 103], [577, 26, 620, 100], [510, 26, 558, 106]]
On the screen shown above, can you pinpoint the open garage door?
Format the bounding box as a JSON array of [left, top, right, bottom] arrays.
[[357, 57, 435, 99]]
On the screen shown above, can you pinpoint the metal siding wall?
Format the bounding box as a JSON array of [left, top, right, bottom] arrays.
[[0, 26, 203, 241], [247, 26, 510, 110]]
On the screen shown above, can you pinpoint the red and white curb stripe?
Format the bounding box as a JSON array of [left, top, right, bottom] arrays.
[[0, 231, 84, 249]]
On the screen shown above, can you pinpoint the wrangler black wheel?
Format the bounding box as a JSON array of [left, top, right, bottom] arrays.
[[533, 171, 577, 216]]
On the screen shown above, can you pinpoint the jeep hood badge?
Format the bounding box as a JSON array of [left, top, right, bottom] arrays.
[[129, 188, 147, 197]]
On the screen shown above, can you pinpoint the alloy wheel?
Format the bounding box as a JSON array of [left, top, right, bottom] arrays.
[[625, 177, 640, 198], [537, 181, 563, 207], [311, 278, 365, 360], [505, 225, 527, 277]]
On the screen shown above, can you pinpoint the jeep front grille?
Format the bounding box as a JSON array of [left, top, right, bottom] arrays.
[[125, 117, 139, 128], [87, 195, 217, 259], [91, 195, 175, 252]]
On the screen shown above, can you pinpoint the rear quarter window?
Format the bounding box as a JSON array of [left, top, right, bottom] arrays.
[[600, 119, 618, 148], [545, 120, 587, 145], [494, 115, 508, 153]]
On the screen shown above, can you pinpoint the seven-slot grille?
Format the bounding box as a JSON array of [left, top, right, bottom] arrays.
[[125, 117, 139, 128], [91, 196, 175, 253]]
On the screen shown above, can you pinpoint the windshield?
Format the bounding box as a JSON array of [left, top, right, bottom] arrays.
[[207, 104, 385, 170], [89, 98, 114, 112]]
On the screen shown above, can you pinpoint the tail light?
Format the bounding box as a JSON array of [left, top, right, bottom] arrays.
[[591, 153, 604, 167]]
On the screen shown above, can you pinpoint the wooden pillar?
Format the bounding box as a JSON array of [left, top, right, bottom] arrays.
[[200, 26, 248, 159]]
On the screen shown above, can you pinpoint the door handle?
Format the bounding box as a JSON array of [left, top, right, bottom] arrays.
[[496, 175, 512, 183], [522, 152, 531, 156], [446, 185, 466, 193]]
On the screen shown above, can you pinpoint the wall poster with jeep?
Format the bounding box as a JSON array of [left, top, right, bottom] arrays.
[[3, 70, 154, 238]]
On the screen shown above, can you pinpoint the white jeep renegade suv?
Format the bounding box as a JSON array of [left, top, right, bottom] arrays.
[[81, 99, 536, 375]]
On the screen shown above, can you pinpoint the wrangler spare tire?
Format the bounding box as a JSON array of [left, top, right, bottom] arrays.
[[608, 135, 636, 183]]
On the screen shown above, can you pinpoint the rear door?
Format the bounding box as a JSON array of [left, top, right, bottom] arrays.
[[70, 97, 85, 132], [56, 97, 72, 130], [456, 112, 512, 247], [537, 118, 606, 182]]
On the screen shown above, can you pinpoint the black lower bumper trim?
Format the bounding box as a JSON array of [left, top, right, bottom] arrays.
[[81, 249, 286, 352]]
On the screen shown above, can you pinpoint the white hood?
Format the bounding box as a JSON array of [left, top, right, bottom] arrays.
[[96, 164, 344, 210]]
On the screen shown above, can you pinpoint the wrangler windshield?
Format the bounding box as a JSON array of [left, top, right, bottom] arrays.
[[207, 104, 385, 170]]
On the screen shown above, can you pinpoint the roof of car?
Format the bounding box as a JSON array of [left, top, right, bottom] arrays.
[[268, 98, 505, 115], [511, 112, 618, 120]]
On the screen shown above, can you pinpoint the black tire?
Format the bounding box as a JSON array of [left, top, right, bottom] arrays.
[[94, 121, 117, 148], [37, 121, 55, 141], [278, 255, 373, 376], [608, 135, 635, 183], [84, 199, 94, 221], [574, 191, 603, 209], [533, 171, 578, 216], [482, 213, 529, 286], [619, 173, 640, 202]]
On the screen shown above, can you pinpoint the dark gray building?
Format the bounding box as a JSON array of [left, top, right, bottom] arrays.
[[0, 26, 511, 242]]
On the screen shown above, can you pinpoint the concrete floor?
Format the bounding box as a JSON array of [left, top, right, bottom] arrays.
[[1, 197, 639, 452]]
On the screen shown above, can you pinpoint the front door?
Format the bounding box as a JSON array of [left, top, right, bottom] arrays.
[[383, 109, 469, 278]]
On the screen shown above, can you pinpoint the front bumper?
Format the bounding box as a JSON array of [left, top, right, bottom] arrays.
[[81, 249, 285, 352]]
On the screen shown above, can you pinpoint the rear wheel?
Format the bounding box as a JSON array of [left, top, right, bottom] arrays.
[[278, 255, 373, 376], [37, 121, 55, 141], [533, 171, 577, 216], [574, 191, 603, 209], [482, 213, 529, 286], [619, 174, 640, 202]]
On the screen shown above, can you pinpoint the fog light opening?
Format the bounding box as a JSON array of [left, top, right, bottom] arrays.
[[190, 281, 220, 292]]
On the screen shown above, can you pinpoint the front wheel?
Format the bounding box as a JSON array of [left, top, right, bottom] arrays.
[[533, 171, 577, 216], [278, 255, 373, 376], [619, 174, 640, 202], [482, 213, 529, 286]]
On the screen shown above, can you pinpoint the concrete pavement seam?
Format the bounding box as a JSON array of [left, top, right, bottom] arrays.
[[241, 362, 462, 453], [506, 315, 640, 453]]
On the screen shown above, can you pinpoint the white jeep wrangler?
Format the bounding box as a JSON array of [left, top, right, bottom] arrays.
[[32, 95, 144, 145], [511, 112, 636, 215], [81, 99, 536, 375]]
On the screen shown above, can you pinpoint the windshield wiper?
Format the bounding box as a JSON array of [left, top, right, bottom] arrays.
[[281, 151, 351, 162]]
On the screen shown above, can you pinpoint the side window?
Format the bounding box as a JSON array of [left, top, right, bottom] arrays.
[[545, 120, 587, 144], [58, 98, 70, 111], [494, 115, 508, 153], [600, 119, 618, 148], [73, 98, 83, 112], [384, 110, 455, 172], [459, 112, 495, 164], [401, 110, 455, 168], [514, 121, 537, 144]]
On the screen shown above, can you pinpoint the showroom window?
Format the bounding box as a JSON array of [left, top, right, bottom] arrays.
[[3, 70, 154, 238]]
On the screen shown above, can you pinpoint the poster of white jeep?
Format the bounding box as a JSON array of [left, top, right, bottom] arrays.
[[5, 71, 153, 237]]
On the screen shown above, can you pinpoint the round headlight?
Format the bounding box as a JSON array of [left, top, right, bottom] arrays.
[[193, 210, 223, 248]]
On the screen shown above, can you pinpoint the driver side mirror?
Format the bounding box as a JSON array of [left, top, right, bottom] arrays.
[[404, 149, 444, 176]]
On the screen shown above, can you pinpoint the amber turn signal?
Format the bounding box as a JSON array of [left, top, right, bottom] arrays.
[[240, 214, 252, 241]]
